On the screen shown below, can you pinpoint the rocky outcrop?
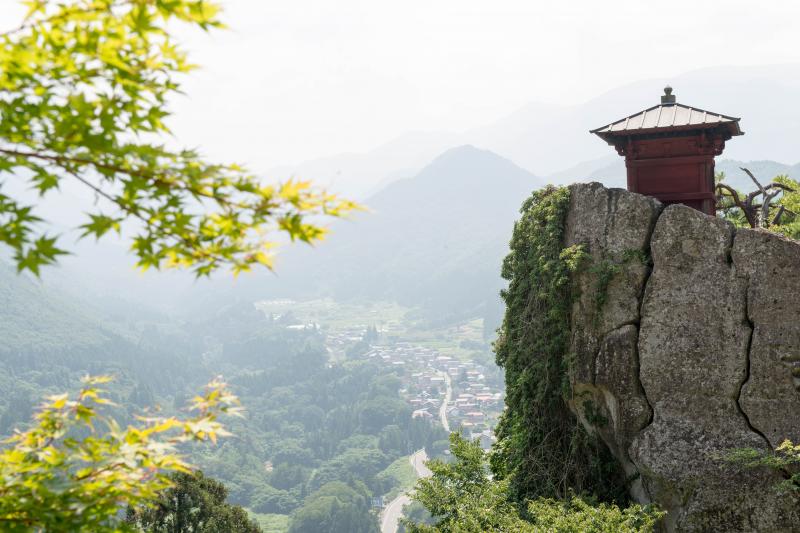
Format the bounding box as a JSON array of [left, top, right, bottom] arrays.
[[565, 183, 800, 532], [564, 182, 660, 502], [734, 229, 800, 448]]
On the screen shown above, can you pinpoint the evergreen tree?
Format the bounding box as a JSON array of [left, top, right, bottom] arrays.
[[127, 471, 262, 533]]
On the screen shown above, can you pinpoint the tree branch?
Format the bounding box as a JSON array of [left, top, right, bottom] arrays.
[[0, 3, 125, 38], [741, 167, 766, 195], [716, 183, 756, 227], [0, 147, 248, 211], [772, 205, 787, 226], [62, 168, 229, 267]]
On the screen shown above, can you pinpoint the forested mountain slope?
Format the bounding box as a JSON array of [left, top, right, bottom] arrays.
[[0, 262, 111, 354], [263, 145, 542, 323], [0, 261, 205, 434]]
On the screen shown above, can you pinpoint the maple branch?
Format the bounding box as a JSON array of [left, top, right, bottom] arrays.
[[62, 168, 230, 266], [0, 147, 248, 211], [0, 3, 126, 38]]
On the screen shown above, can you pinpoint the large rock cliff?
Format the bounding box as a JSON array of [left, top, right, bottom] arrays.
[[565, 182, 800, 532]]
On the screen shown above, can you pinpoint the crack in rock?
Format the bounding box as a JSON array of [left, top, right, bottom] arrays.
[[735, 283, 772, 448], [564, 183, 661, 503], [563, 184, 800, 531]]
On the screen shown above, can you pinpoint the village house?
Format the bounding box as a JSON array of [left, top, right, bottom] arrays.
[[412, 408, 434, 420]]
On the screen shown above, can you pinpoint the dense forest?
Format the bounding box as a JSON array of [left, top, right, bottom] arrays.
[[185, 304, 447, 529], [0, 265, 446, 531]]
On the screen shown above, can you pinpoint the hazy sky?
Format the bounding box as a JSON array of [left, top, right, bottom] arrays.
[[3, 0, 800, 169]]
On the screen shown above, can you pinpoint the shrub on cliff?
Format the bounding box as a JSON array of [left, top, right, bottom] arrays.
[[403, 433, 663, 533], [491, 185, 627, 504]]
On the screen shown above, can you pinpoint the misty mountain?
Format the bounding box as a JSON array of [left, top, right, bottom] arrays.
[[0, 262, 112, 355], [268, 130, 462, 200], [269, 64, 800, 197], [20, 64, 800, 318], [469, 64, 800, 176], [0, 258, 207, 404], [264, 145, 542, 321], [715, 160, 800, 187]]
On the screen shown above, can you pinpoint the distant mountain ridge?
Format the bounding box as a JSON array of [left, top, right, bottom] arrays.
[[0, 262, 111, 354], [259, 145, 543, 321], [182, 139, 800, 324], [267, 64, 800, 199], [468, 64, 800, 176], [21, 64, 800, 319], [268, 131, 461, 199]]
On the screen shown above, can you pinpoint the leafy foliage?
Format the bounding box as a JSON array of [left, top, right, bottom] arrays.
[[248, 512, 289, 533], [404, 433, 529, 532], [492, 185, 627, 503], [770, 175, 800, 239], [376, 452, 417, 500], [399, 501, 433, 533], [0, 0, 359, 275], [0, 375, 241, 532], [403, 433, 662, 533], [726, 439, 800, 493], [288, 481, 379, 533], [126, 470, 262, 533], [526, 497, 664, 532]]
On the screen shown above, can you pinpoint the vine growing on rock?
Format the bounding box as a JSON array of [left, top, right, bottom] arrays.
[[492, 185, 628, 506]]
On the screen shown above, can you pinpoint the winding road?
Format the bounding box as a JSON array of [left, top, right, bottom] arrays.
[[380, 450, 430, 533], [380, 371, 451, 533]]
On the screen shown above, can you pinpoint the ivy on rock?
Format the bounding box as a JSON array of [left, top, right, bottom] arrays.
[[492, 185, 628, 506]]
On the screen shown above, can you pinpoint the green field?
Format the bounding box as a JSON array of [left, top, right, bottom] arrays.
[[380, 455, 418, 502], [255, 298, 490, 362]]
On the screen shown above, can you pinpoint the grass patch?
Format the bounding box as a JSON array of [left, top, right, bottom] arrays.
[[380, 455, 418, 501]]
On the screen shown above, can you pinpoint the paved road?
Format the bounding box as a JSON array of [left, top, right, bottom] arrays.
[[380, 449, 430, 533], [410, 448, 432, 477], [380, 372, 450, 533], [380, 492, 410, 533], [438, 371, 452, 432], [380, 489, 410, 533]]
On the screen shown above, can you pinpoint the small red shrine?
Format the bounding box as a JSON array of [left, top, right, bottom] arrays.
[[591, 87, 743, 215]]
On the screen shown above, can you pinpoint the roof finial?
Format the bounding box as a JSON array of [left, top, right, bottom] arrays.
[[661, 85, 676, 105]]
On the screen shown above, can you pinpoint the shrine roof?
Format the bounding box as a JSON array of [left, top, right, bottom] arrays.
[[591, 87, 743, 142]]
